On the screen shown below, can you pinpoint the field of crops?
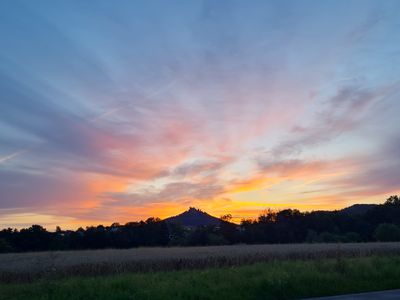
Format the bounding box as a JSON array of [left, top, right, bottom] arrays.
[[2, 255, 400, 300], [1, 242, 400, 282]]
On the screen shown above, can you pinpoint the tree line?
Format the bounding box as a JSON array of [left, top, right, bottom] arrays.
[[1, 196, 399, 253]]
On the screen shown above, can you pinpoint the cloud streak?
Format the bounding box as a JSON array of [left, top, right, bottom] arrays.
[[272, 83, 400, 157], [0, 150, 27, 165]]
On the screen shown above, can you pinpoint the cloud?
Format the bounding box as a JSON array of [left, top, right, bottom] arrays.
[[106, 181, 225, 205], [328, 136, 400, 197], [344, 9, 383, 44], [0, 169, 90, 210], [170, 156, 233, 179], [272, 83, 400, 157], [0, 150, 27, 164], [258, 159, 329, 178]]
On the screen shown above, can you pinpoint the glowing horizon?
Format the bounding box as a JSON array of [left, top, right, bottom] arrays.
[[1, 0, 400, 230]]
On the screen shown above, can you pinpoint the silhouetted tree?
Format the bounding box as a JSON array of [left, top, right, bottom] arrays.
[[374, 223, 400, 242], [385, 195, 400, 206], [0, 238, 13, 253]]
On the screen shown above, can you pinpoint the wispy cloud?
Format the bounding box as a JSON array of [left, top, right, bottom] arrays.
[[272, 83, 400, 157], [0, 150, 27, 165]]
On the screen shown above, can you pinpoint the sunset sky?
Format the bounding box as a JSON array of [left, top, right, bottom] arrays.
[[1, 0, 400, 229]]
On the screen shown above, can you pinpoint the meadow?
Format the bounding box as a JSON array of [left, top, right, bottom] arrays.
[[1, 242, 400, 282], [1, 254, 400, 300]]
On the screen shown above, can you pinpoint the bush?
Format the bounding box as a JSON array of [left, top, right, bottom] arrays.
[[320, 232, 341, 243], [0, 238, 13, 253], [344, 232, 362, 243], [374, 223, 400, 242]]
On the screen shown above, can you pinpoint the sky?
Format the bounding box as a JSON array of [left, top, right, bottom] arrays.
[[0, 0, 400, 229]]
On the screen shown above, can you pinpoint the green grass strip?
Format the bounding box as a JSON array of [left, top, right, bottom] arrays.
[[1, 255, 400, 300]]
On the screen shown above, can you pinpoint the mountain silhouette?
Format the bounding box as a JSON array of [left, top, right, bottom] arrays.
[[164, 207, 223, 227], [340, 204, 377, 215], [164, 204, 377, 227]]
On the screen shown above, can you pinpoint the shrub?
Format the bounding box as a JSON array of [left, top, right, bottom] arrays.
[[374, 223, 400, 242], [0, 238, 13, 253]]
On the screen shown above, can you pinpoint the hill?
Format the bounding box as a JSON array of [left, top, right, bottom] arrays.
[[340, 204, 377, 215], [164, 207, 223, 227]]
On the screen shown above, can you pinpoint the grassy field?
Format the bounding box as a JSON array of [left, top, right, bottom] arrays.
[[1, 242, 400, 282], [1, 255, 400, 300]]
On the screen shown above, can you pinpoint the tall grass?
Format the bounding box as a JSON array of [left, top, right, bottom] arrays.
[[1, 255, 400, 300], [1, 242, 400, 283]]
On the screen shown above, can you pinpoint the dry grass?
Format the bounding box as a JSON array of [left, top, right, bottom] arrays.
[[1, 242, 400, 283]]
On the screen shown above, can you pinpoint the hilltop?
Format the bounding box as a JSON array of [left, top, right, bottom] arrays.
[[339, 204, 377, 215], [164, 207, 223, 227]]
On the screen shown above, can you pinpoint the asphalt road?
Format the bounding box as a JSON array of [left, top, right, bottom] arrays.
[[302, 289, 400, 299]]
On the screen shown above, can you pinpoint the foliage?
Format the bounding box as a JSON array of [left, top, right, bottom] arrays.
[[385, 195, 400, 206], [374, 223, 400, 242], [0, 239, 13, 253]]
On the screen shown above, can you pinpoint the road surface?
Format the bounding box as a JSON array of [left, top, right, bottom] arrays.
[[302, 289, 400, 299]]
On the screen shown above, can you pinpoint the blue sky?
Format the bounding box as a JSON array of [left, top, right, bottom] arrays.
[[0, 0, 400, 228]]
